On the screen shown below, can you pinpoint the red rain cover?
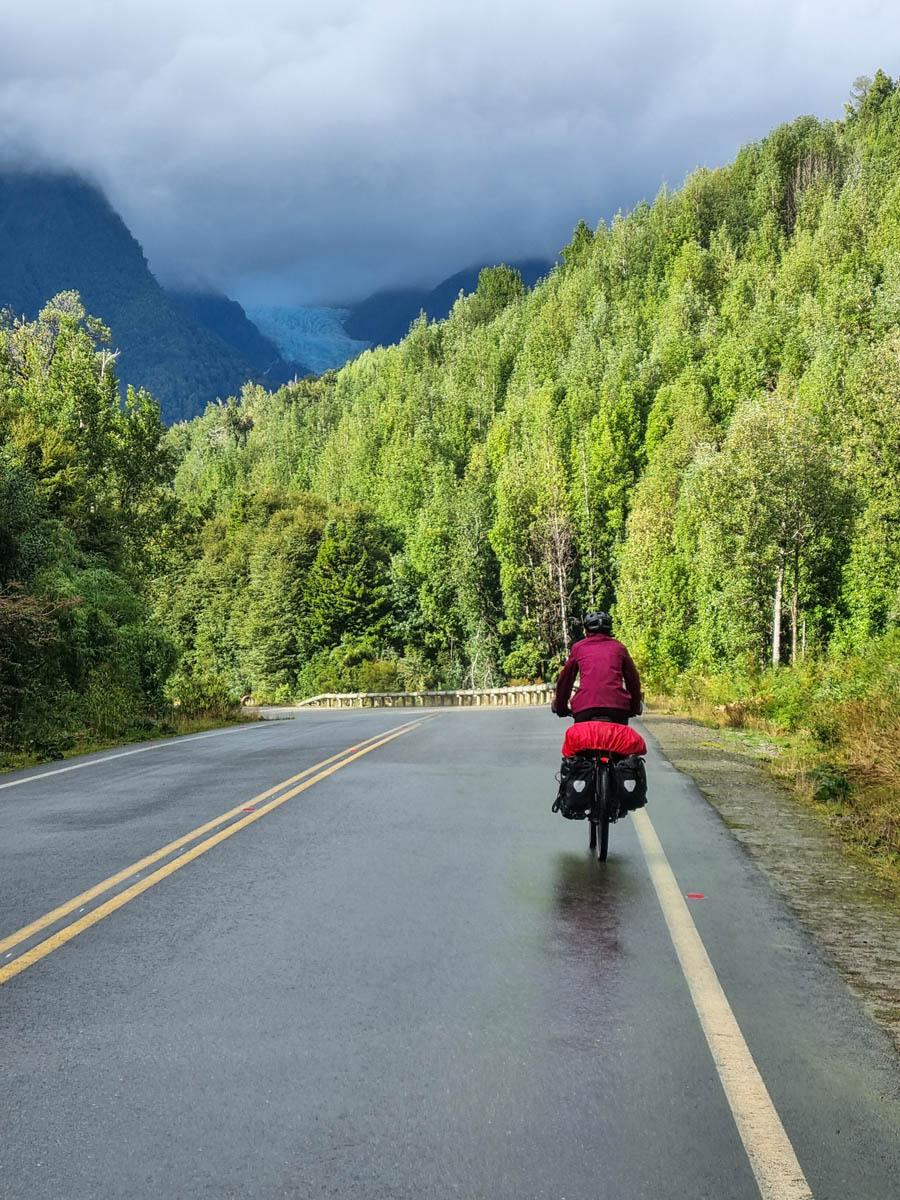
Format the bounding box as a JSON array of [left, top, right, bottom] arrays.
[[562, 721, 647, 758]]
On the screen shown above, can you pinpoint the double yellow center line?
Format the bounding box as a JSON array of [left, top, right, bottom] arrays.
[[0, 714, 435, 986]]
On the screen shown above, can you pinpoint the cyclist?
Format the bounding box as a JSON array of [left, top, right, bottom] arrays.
[[552, 611, 642, 725]]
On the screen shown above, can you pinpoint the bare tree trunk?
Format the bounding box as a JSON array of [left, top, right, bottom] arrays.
[[550, 507, 571, 655], [467, 644, 480, 689], [99, 348, 119, 381], [556, 547, 570, 656], [538, 433, 574, 658], [772, 558, 784, 667], [790, 541, 800, 665], [525, 548, 539, 625], [579, 439, 596, 608]]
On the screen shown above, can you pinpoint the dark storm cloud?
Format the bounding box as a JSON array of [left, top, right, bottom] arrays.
[[0, 0, 896, 303]]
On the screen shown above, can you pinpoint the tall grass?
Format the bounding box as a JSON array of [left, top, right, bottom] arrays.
[[651, 632, 900, 882], [0, 704, 253, 772]]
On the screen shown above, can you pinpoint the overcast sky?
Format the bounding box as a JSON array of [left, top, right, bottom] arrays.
[[1, 1, 897, 304]]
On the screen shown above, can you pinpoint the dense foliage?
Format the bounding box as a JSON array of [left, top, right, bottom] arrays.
[[0, 292, 176, 756], [160, 73, 900, 703], [5, 75, 900, 770]]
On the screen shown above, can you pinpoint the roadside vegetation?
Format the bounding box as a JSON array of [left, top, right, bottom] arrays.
[[0, 298, 253, 765], [0, 709, 255, 773], [3, 71, 900, 834], [650, 633, 900, 882]]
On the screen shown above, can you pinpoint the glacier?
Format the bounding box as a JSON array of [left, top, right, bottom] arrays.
[[246, 306, 371, 375]]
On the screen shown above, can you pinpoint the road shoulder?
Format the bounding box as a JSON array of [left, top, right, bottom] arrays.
[[642, 712, 900, 1056]]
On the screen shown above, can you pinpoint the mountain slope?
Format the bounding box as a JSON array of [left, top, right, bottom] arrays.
[[343, 257, 551, 345], [165, 290, 308, 384], [0, 171, 279, 423]]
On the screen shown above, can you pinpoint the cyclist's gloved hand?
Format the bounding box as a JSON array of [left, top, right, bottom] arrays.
[[552, 699, 570, 718]]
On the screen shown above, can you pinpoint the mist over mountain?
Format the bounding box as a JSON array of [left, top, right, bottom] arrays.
[[0, 169, 554, 419], [0, 170, 299, 423]]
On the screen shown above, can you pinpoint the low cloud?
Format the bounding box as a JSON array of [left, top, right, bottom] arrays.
[[1, 0, 896, 303]]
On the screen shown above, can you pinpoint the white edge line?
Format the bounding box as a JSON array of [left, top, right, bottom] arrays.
[[632, 807, 814, 1200], [0, 724, 265, 791]]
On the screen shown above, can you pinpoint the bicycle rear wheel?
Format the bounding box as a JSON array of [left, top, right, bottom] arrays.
[[598, 814, 610, 861], [596, 767, 611, 861]]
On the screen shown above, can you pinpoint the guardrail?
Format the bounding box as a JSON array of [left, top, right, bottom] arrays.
[[296, 683, 554, 708]]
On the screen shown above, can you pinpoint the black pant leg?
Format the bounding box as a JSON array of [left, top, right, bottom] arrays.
[[572, 707, 630, 725]]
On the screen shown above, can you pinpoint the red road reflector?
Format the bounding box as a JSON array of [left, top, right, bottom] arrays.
[[242, 807, 255, 812], [687, 893, 705, 899]]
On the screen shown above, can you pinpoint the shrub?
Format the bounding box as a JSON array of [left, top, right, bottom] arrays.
[[807, 764, 852, 804], [168, 665, 238, 716]]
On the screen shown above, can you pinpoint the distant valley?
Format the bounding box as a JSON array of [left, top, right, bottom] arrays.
[[244, 253, 553, 375], [0, 167, 551, 423]]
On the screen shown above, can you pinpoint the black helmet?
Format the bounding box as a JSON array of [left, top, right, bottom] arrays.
[[583, 611, 612, 634]]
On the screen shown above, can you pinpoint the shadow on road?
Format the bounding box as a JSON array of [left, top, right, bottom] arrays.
[[553, 847, 630, 928]]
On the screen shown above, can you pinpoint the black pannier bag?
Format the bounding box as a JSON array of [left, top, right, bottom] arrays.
[[613, 754, 648, 813], [553, 756, 598, 819]]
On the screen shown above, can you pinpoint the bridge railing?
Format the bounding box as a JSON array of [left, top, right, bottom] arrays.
[[296, 683, 553, 709]]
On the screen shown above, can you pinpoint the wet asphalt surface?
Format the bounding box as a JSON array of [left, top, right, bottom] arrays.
[[1, 708, 899, 1199]]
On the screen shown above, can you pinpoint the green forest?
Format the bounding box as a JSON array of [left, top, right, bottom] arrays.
[[3, 73, 900, 868]]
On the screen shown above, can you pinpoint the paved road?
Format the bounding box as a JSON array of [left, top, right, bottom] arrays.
[[1, 709, 898, 1199]]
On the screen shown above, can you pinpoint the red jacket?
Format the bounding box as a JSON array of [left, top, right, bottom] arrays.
[[554, 634, 642, 716]]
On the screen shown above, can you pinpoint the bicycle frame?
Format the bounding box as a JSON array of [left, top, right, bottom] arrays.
[[575, 750, 621, 862]]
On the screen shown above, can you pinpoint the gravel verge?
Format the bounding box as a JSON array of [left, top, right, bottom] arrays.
[[643, 712, 900, 1055]]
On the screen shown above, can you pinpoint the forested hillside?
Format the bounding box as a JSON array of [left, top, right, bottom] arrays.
[[4, 75, 900, 808], [161, 74, 900, 703]]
